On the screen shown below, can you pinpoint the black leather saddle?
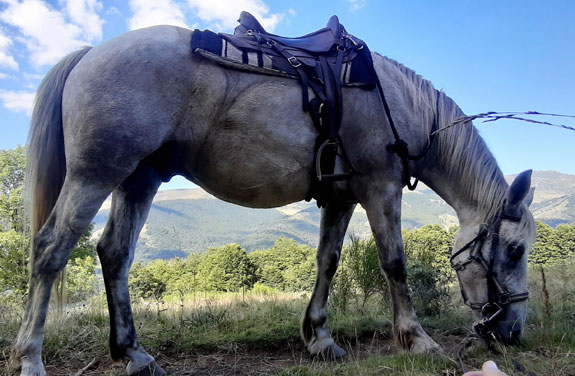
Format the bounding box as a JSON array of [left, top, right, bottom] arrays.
[[238, 12, 342, 53], [219, 12, 376, 206]]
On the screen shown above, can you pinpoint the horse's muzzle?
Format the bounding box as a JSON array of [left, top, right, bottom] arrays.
[[472, 302, 525, 345]]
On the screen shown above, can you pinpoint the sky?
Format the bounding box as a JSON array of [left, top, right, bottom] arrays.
[[0, 0, 573, 191]]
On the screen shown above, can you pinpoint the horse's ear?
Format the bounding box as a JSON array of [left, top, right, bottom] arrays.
[[505, 170, 532, 215], [524, 187, 535, 207]]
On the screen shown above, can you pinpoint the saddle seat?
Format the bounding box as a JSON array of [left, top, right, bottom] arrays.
[[238, 11, 341, 53]]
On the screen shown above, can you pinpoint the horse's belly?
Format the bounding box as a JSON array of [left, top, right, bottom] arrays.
[[192, 137, 314, 207], [189, 87, 317, 208]]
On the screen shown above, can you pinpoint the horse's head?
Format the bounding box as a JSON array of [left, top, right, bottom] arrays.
[[451, 170, 536, 344]]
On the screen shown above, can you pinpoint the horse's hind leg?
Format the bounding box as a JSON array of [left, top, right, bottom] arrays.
[[363, 182, 440, 353], [301, 202, 355, 358], [96, 164, 165, 376], [13, 179, 112, 376]]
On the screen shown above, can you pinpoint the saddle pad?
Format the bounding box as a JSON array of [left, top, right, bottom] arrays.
[[191, 30, 378, 88]]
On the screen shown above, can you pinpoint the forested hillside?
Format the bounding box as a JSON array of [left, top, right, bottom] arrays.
[[92, 171, 575, 261]]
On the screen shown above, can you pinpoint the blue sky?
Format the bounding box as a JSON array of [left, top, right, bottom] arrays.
[[0, 0, 574, 191]]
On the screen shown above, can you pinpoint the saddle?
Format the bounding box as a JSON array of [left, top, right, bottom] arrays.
[[194, 12, 379, 206], [237, 12, 340, 53]]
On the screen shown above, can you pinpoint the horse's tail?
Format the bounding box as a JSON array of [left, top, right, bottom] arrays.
[[26, 47, 92, 246]]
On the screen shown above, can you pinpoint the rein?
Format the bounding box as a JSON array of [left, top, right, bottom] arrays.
[[449, 211, 529, 338], [373, 77, 440, 190]]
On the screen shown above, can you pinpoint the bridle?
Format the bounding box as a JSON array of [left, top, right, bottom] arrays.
[[449, 210, 529, 338]]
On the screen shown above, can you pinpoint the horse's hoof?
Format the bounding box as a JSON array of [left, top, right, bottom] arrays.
[[16, 355, 46, 376], [317, 343, 346, 360], [308, 337, 346, 360], [128, 361, 166, 376], [403, 331, 442, 354]]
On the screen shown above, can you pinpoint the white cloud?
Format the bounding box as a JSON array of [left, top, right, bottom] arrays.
[[64, 0, 105, 40], [348, 0, 366, 11], [128, 0, 188, 30], [0, 0, 104, 67], [0, 89, 35, 114], [0, 31, 18, 70], [105, 6, 121, 17], [187, 0, 285, 32]]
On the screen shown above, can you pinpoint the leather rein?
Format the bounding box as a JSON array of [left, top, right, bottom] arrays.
[[449, 210, 529, 338]]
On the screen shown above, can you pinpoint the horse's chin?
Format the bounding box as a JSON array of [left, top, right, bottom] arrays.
[[494, 318, 524, 345], [471, 307, 525, 345]]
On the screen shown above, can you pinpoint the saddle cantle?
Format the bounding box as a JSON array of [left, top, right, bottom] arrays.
[[237, 12, 341, 53], [192, 12, 380, 207]]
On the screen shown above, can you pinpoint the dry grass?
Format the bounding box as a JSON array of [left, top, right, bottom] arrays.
[[1, 262, 574, 375]]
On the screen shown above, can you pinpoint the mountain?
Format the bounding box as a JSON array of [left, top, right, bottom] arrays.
[[92, 171, 575, 262], [506, 171, 575, 227]]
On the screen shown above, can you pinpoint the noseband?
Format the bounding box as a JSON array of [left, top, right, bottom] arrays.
[[450, 211, 529, 338]]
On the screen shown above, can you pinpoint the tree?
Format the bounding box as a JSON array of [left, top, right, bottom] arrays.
[[197, 244, 256, 292], [0, 147, 28, 308], [62, 224, 98, 302], [529, 221, 563, 265], [344, 234, 387, 309], [0, 147, 98, 306], [402, 224, 456, 284], [249, 237, 315, 291], [0, 230, 28, 305], [0, 147, 26, 232], [129, 261, 169, 301], [407, 259, 448, 316], [554, 223, 575, 259]]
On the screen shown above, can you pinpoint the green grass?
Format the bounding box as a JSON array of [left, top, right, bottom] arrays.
[[1, 263, 574, 375]]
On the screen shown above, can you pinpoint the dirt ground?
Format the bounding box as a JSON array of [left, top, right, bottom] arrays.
[[38, 328, 474, 376]]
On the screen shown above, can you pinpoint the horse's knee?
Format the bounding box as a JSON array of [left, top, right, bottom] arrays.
[[316, 250, 340, 279]]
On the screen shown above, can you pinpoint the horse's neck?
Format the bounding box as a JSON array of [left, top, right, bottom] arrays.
[[376, 55, 508, 225], [416, 111, 508, 226]]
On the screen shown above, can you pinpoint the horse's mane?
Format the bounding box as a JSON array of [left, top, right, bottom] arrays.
[[379, 54, 508, 221]]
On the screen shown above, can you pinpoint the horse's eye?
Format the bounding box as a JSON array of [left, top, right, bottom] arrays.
[[508, 244, 525, 262]]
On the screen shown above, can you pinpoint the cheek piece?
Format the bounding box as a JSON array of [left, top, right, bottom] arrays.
[[450, 211, 529, 339]]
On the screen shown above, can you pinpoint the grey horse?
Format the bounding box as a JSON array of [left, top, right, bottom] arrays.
[[13, 25, 535, 375]]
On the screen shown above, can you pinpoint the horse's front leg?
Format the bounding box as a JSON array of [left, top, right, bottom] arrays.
[[363, 183, 440, 353], [301, 202, 356, 358]]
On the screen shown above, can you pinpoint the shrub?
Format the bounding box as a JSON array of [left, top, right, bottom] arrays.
[[197, 244, 256, 292], [248, 238, 315, 292], [407, 259, 449, 317]]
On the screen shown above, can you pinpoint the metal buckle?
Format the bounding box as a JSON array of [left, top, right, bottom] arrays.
[[498, 293, 511, 305], [345, 34, 358, 46], [246, 29, 253, 36], [473, 303, 503, 338], [287, 56, 301, 68]]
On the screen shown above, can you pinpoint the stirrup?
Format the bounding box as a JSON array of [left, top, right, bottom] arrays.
[[316, 139, 353, 182]]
